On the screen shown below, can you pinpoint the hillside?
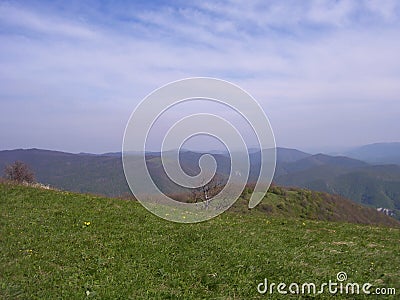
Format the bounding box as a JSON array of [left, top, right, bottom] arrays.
[[240, 185, 400, 226], [280, 154, 368, 173], [275, 160, 400, 214], [0, 149, 130, 196], [1, 183, 399, 299]]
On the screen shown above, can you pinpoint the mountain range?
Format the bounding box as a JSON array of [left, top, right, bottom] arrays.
[[1, 142, 399, 219]]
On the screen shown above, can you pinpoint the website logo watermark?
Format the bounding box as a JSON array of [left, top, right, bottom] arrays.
[[257, 272, 396, 296], [122, 78, 276, 223]]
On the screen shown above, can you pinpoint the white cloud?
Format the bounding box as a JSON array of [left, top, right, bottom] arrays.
[[0, 2, 97, 39]]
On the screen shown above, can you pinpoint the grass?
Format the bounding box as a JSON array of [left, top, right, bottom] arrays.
[[1, 183, 399, 299]]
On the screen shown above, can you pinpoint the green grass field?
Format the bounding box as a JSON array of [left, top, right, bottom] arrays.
[[1, 183, 399, 299]]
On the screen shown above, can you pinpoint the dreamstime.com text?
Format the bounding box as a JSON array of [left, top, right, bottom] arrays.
[[257, 272, 396, 296]]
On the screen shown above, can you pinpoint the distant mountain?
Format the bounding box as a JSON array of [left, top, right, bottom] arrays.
[[274, 154, 400, 214], [276, 147, 311, 163], [279, 154, 368, 174], [344, 142, 400, 165], [324, 165, 400, 208], [0, 148, 130, 197]]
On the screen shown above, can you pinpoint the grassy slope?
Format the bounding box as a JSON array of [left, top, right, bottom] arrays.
[[1, 183, 399, 299]]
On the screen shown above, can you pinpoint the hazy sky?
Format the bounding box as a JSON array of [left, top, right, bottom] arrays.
[[1, 0, 399, 153]]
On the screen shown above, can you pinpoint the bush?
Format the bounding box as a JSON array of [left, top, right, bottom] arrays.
[[269, 185, 287, 196], [4, 161, 35, 184]]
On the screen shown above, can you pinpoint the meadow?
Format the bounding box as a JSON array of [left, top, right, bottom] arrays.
[[1, 183, 399, 299]]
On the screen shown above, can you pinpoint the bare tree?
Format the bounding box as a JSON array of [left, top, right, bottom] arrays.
[[4, 161, 35, 183], [191, 174, 225, 208]]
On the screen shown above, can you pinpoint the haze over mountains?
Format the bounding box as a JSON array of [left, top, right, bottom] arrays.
[[1, 142, 399, 219], [342, 142, 400, 165]]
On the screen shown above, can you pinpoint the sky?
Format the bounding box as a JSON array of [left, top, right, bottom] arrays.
[[0, 0, 399, 153]]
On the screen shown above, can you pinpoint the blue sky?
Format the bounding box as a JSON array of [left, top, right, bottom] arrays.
[[1, 0, 399, 153]]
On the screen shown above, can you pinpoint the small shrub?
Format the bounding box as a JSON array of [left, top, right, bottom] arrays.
[[4, 161, 35, 184]]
